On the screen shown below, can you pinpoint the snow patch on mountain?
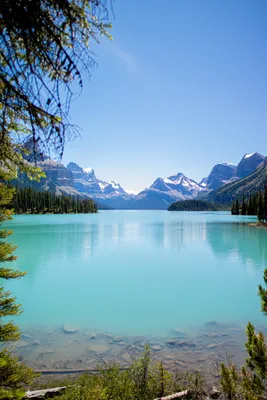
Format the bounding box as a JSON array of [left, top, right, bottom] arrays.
[[125, 189, 140, 195], [83, 167, 94, 173], [108, 181, 121, 189], [131, 172, 206, 209], [222, 162, 237, 167], [163, 178, 174, 184], [99, 182, 107, 190], [244, 152, 256, 159]]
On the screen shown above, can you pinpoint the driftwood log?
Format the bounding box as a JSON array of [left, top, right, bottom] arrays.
[[25, 386, 66, 398], [154, 390, 189, 400], [35, 367, 129, 374], [24, 387, 189, 399]]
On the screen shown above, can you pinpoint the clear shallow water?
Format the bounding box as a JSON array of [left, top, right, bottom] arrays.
[[2, 211, 267, 336]]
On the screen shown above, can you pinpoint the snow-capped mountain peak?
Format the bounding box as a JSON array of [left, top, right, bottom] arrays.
[[67, 162, 96, 181], [150, 172, 203, 196], [236, 152, 265, 179], [167, 173, 185, 185], [66, 162, 130, 204]]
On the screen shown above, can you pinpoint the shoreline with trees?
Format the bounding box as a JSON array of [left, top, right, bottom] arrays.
[[231, 184, 267, 227], [10, 187, 97, 215]]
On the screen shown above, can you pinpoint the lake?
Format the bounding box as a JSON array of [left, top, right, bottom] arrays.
[[2, 211, 267, 371]]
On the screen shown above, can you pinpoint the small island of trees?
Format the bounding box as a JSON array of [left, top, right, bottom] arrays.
[[168, 199, 218, 211]]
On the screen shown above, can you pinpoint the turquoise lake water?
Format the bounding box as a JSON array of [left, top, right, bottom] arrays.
[[3, 211, 267, 336]]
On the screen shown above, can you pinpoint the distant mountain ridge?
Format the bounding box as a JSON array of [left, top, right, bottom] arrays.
[[66, 162, 134, 209], [198, 153, 265, 192], [16, 142, 266, 209], [130, 173, 205, 209], [201, 163, 237, 191], [207, 157, 267, 204]]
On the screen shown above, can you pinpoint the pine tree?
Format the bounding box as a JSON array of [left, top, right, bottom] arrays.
[[0, 1, 110, 395], [0, 178, 36, 398], [247, 195, 254, 215], [235, 198, 240, 215], [257, 191, 264, 223], [241, 195, 246, 215], [220, 293, 267, 399], [220, 248, 267, 399], [231, 201, 235, 215], [263, 183, 267, 223]]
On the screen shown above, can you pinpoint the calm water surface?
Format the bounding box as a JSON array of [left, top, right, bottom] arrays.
[[3, 211, 267, 336]]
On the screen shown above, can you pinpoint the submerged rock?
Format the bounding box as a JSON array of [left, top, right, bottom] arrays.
[[88, 345, 110, 354], [42, 349, 55, 354], [203, 321, 222, 330], [63, 324, 79, 333], [166, 339, 196, 348], [121, 352, 132, 363], [21, 333, 32, 340], [201, 332, 220, 338], [151, 345, 163, 351], [16, 340, 30, 348], [88, 331, 97, 340], [228, 327, 241, 332], [113, 336, 124, 342], [171, 329, 188, 339], [166, 340, 176, 347], [206, 343, 217, 349], [97, 332, 112, 339]]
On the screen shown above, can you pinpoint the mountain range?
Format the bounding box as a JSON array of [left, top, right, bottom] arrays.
[[17, 148, 266, 209]]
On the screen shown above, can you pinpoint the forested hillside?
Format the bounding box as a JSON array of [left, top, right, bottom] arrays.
[[10, 187, 97, 214]]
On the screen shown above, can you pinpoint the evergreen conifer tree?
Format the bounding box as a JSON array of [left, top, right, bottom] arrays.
[[263, 184, 267, 222], [241, 195, 246, 215], [231, 201, 235, 215], [252, 193, 257, 215], [0, 1, 109, 396], [220, 250, 267, 399], [0, 174, 36, 398], [257, 191, 264, 222], [235, 198, 240, 215], [247, 195, 254, 216]]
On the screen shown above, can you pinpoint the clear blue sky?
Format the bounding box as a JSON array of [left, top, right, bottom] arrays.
[[62, 0, 267, 193]]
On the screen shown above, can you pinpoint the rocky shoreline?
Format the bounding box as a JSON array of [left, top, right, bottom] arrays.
[[4, 321, 259, 379], [248, 222, 267, 228]]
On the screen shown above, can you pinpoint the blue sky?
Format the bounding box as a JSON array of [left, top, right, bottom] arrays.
[[62, 0, 267, 193]]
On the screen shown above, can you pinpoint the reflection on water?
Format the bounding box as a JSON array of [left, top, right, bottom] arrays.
[[3, 211, 267, 336], [206, 222, 267, 271], [148, 220, 207, 249], [9, 214, 266, 271]]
